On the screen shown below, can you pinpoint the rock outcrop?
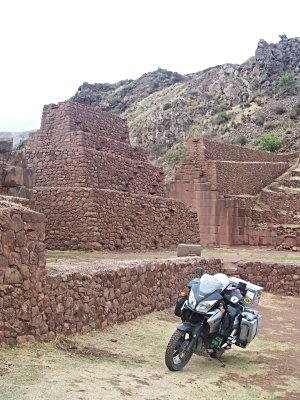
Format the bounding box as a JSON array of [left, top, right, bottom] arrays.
[[0, 139, 32, 199], [71, 37, 300, 174]]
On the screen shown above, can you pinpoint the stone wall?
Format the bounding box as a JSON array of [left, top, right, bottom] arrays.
[[0, 200, 46, 345], [195, 137, 293, 162], [26, 101, 198, 250], [27, 148, 165, 195], [1, 216, 299, 346], [32, 187, 199, 250], [237, 261, 300, 295], [28, 102, 129, 150], [208, 161, 289, 196], [0, 204, 299, 346], [168, 137, 298, 247]]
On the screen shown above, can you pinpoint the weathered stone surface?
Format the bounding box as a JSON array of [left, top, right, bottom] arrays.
[[26, 101, 199, 250], [168, 137, 299, 249], [177, 243, 202, 257], [0, 139, 32, 199]]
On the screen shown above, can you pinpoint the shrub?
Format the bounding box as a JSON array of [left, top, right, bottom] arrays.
[[250, 78, 260, 90], [289, 102, 300, 120], [190, 90, 199, 97], [166, 146, 186, 165], [215, 102, 231, 113], [110, 95, 122, 107], [257, 132, 284, 152], [278, 73, 295, 91], [273, 105, 286, 115], [235, 136, 248, 146], [163, 102, 172, 111], [212, 111, 231, 125], [253, 111, 266, 126]]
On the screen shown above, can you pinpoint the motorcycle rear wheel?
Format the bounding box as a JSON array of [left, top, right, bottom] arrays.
[[165, 329, 194, 371]]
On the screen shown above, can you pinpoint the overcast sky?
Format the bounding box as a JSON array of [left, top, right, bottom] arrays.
[[1, 0, 299, 131]]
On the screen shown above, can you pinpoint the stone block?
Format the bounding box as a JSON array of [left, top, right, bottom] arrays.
[[177, 243, 202, 257]]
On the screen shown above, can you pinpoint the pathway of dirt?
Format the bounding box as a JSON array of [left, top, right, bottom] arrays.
[[0, 293, 299, 400]]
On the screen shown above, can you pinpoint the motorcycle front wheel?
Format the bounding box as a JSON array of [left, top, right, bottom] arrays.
[[165, 329, 194, 371]]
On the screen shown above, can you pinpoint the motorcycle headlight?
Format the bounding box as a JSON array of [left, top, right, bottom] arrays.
[[196, 300, 216, 312], [188, 289, 197, 309]]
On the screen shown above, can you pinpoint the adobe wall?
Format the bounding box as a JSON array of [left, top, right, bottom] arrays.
[[31, 187, 200, 250], [0, 140, 33, 199]]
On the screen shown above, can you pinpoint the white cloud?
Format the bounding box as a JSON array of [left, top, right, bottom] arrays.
[[0, 0, 299, 130]]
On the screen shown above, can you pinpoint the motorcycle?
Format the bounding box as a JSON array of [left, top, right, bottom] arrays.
[[165, 267, 263, 371]]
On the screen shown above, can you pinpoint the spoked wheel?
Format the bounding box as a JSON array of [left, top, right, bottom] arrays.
[[165, 329, 194, 371]]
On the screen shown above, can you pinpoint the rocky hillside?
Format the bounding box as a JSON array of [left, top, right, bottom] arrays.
[[72, 36, 300, 174]]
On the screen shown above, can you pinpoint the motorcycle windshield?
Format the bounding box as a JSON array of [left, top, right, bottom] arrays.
[[198, 274, 224, 296]]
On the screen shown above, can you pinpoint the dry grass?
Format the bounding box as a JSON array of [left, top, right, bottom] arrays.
[[0, 293, 299, 400], [46, 246, 300, 269]]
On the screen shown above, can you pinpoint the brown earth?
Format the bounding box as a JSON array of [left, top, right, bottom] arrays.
[[46, 246, 300, 270], [0, 293, 299, 400]]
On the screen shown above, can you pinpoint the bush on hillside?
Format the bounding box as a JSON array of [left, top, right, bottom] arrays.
[[289, 102, 300, 120], [215, 102, 231, 113], [166, 146, 186, 165], [278, 73, 295, 90], [235, 135, 248, 146], [257, 132, 284, 152], [212, 111, 231, 125], [273, 105, 286, 115], [163, 102, 172, 111], [253, 111, 266, 126]]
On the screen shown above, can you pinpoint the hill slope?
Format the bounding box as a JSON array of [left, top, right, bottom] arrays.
[[72, 36, 300, 172]]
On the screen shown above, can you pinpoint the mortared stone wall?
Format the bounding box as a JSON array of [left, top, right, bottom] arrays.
[[0, 209, 298, 346], [168, 137, 299, 248], [32, 187, 199, 251], [26, 101, 199, 250]]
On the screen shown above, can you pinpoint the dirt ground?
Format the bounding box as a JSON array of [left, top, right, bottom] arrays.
[[46, 246, 300, 270], [0, 293, 299, 400]]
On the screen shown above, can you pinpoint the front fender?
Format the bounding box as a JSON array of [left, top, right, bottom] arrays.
[[176, 322, 194, 333], [177, 321, 204, 352]]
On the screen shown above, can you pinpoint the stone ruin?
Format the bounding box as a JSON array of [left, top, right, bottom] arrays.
[[26, 101, 199, 250], [169, 137, 300, 250], [0, 115, 299, 345], [0, 139, 32, 200]]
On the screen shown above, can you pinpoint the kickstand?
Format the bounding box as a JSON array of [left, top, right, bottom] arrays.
[[215, 354, 226, 368]]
